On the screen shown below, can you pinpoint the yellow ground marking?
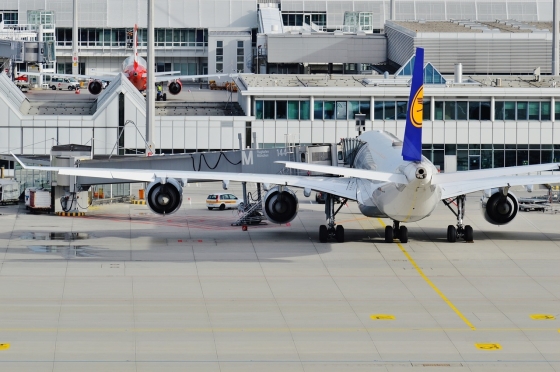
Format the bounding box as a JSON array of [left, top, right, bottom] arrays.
[[370, 314, 396, 320], [0, 343, 10, 350], [377, 218, 476, 331], [530, 314, 556, 320], [475, 343, 501, 350]]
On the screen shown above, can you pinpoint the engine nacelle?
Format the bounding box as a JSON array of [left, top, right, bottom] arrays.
[[87, 80, 104, 95], [167, 80, 182, 95], [146, 178, 183, 215], [262, 186, 299, 224], [481, 189, 518, 225]]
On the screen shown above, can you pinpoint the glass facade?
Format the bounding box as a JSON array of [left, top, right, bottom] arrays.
[[282, 12, 327, 27], [422, 144, 560, 172], [56, 28, 208, 48], [256, 100, 370, 120], [495, 101, 551, 121]]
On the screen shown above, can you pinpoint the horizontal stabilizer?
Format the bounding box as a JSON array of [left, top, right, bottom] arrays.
[[277, 161, 408, 184]]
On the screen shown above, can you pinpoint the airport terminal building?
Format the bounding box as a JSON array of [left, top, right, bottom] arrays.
[[1, 0, 560, 176]]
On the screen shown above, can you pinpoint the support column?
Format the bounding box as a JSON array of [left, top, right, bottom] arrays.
[[72, 0, 79, 75], [146, 0, 155, 154], [430, 96, 435, 122], [310, 96, 315, 121], [554, 0, 559, 75], [552, 97, 556, 123], [370, 96, 375, 130], [490, 96, 495, 122]]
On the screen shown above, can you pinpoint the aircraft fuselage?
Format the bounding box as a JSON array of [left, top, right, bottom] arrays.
[[355, 131, 442, 222], [122, 55, 148, 91]]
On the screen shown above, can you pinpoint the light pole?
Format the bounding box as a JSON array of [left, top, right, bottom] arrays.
[[257, 45, 261, 74]]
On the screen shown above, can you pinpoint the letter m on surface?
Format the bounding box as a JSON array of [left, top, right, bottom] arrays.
[[242, 151, 254, 165]]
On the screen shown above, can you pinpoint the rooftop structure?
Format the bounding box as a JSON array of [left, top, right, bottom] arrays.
[[385, 20, 553, 75]]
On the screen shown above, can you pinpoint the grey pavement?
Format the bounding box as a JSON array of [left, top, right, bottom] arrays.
[[0, 182, 558, 371]]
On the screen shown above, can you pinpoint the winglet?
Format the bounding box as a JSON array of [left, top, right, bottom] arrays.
[[401, 47, 424, 162], [10, 152, 27, 169]]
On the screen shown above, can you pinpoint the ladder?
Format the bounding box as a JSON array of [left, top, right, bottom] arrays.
[[232, 183, 266, 226]]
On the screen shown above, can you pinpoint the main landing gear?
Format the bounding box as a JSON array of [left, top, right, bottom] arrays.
[[443, 194, 474, 242], [319, 193, 348, 243], [384, 220, 408, 243]]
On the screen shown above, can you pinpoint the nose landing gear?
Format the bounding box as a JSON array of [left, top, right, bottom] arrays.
[[318, 193, 348, 243], [443, 195, 474, 242], [384, 220, 408, 243]]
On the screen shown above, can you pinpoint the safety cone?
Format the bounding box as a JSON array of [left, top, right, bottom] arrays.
[[75, 88, 80, 94]]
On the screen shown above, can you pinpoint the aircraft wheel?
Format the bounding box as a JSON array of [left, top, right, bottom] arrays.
[[219, 204, 225, 210], [464, 225, 474, 242], [384, 226, 394, 243], [335, 225, 345, 243], [319, 225, 328, 243], [447, 225, 457, 243], [399, 226, 408, 243]]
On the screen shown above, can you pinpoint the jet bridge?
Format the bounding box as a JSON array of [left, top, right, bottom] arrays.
[[64, 141, 341, 222]]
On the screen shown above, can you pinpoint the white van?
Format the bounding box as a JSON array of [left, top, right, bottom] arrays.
[[49, 77, 80, 91]]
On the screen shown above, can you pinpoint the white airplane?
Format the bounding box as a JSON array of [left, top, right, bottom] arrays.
[[27, 25, 237, 99], [13, 47, 560, 243]]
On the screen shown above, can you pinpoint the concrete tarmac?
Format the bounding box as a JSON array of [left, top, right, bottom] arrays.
[[0, 182, 559, 371]]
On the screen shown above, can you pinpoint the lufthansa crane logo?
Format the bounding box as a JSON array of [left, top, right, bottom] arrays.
[[410, 86, 424, 128]]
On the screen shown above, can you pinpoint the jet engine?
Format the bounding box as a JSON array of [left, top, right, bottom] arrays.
[[481, 189, 518, 225], [146, 178, 183, 215], [262, 186, 299, 224], [87, 80, 104, 95], [167, 79, 182, 95]]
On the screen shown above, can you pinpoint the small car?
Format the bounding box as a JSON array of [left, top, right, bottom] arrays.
[[315, 192, 341, 204], [49, 77, 80, 91], [206, 193, 242, 210]]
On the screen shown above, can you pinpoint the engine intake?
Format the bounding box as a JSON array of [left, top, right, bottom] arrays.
[[88, 80, 103, 95], [262, 186, 299, 224], [481, 189, 518, 225], [168, 80, 182, 95], [146, 178, 183, 215]]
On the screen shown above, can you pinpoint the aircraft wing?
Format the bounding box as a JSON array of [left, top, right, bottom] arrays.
[[154, 73, 244, 83], [154, 71, 181, 76], [432, 163, 560, 185], [440, 175, 560, 199], [25, 71, 120, 81], [11, 154, 359, 200]]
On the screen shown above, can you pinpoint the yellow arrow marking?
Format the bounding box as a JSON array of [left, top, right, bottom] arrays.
[[0, 344, 10, 350], [370, 314, 395, 320], [530, 314, 556, 320], [475, 343, 501, 350]]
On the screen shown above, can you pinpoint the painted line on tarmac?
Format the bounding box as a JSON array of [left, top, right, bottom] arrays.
[[377, 218, 477, 331], [0, 327, 556, 333]]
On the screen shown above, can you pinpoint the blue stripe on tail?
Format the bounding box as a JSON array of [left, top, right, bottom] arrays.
[[401, 47, 425, 162]]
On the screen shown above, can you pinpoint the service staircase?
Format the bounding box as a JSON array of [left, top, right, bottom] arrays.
[[232, 184, 265, 226]]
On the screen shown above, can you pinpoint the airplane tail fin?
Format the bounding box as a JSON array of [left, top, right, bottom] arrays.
[[133, 24, 139, 69], [401, 47, 424, 162]]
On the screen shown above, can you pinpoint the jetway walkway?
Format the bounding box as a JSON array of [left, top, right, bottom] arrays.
[[54, 137, 363, 223]]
